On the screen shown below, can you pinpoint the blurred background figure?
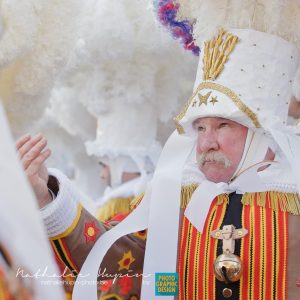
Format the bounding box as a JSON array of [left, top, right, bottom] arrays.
[[85, 101, 162, 221]]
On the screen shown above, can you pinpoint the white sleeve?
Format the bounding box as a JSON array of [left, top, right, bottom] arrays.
[[40, 168, 81, 238]]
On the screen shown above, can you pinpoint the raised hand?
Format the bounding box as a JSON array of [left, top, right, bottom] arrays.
[[16, 134, 52, 208]]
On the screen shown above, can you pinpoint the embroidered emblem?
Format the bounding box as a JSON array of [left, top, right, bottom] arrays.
[[210, 96, 218, 105], [198, 91, 212, 106], [84, 222, 100, 243], [118, 276, 132, 295], [133, 230, 147, 241], [203, 29, 239, 81], [118, 251, 135, 271]]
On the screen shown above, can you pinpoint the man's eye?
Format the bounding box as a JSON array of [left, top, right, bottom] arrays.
[[219, 123, 228, 128], [197, 126, 205, 132]]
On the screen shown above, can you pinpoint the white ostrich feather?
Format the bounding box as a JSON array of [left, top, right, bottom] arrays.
[[0, 0, 85, 135], [177, 0, 300, 48], [47, 86, 96, 141], [80, 0, 170, 62], [46, 0, 197, 159], [0, 0, 46, 68], [60, 0, 197, 123]]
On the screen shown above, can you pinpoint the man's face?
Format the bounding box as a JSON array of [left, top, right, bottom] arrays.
[[99, 161, 141, 188], [194, 117, 248, 183]]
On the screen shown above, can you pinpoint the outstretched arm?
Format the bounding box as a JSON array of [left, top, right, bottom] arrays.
[[16, 134, 146, 279]]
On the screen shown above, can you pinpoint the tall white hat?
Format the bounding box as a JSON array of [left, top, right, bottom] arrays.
[[79, 0, 196, 187], [85, 99, 162, 188], [175, 29, 299, 136]]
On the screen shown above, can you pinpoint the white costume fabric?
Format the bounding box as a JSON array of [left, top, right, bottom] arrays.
[[0, 103, 65, 299]]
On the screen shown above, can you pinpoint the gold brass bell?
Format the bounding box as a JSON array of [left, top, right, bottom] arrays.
[[211, 225, 248, 284], [213, 251, 243, 284]]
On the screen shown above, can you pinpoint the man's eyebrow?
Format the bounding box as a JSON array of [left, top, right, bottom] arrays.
[[192, 120, 200, 128]]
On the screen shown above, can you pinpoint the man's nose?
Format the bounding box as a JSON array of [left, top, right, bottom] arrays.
[[197, 131, 219, 153]]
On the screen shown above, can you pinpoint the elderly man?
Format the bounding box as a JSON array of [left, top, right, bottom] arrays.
[[18, 28, 300, 300]]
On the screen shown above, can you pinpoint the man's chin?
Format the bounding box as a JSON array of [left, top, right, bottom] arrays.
[[200, 165, 232, 183]]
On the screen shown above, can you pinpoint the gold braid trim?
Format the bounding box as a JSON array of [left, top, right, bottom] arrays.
[[180, 183, 229, 209], [96, 196, 134, 222], [201, 82, 261, 128], [242, 191, 300, 215], [174, 97, 192, 134], [180, 185, 300, 215], [181, 183, 198, 208], [124, 186, 300, 215], [174, 81, 261, 134]]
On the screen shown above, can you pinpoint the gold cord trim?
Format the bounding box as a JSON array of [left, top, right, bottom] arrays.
[[174, 81, 261, 134], [174, 98, 192, 134]]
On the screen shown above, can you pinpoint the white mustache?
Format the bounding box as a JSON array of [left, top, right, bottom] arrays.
[[196, 151, 232, 168]]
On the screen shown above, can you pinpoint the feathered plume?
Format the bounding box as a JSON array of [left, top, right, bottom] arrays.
[[175, 0, 300, 48], [155, 1, 300, 50], [0, 0, 84, 135], [153, 0, 199, 55]]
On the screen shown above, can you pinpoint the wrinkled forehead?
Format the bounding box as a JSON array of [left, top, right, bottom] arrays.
[[192, 116, 248, 128]]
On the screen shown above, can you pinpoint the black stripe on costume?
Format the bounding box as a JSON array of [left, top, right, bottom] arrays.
[[215, 192, 242, 300], [52, 239, 78, 276]]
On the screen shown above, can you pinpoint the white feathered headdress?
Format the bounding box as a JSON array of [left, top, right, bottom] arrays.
[[0, 0, 84, 135]]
